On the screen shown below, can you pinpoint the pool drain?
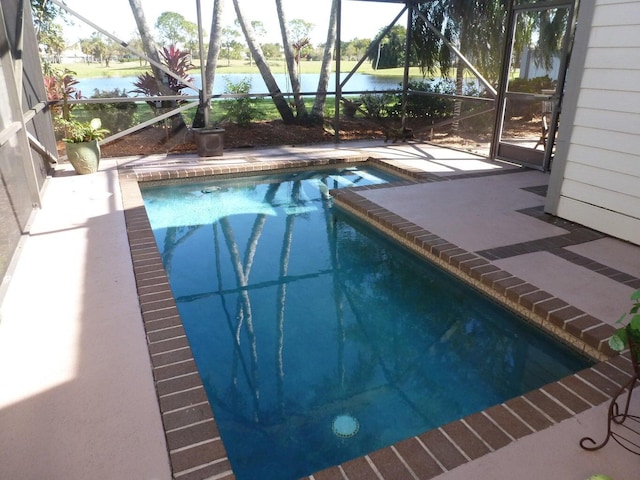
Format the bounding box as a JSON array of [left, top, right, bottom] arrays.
[[332, 414, 359, 438]]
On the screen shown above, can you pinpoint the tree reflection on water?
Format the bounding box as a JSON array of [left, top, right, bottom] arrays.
[[143, 169, 590, 480]]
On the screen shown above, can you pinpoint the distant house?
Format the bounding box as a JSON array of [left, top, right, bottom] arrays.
[[519, 47, 561, 80], [59, 43, 91, 63]]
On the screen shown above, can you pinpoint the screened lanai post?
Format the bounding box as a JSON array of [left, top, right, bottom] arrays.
[[490, 0, 516, 160], [542, 0, 579, 172], [13, 0, 24, 109], [196, 0, 209, 127], [335, 0, 342, 143], [401, 1, 413, 132]]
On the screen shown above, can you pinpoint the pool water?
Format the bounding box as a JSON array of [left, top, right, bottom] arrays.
[[141, 166, 591, 480]]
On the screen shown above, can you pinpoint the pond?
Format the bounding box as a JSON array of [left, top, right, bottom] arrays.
[[76, 72, 419, 97]]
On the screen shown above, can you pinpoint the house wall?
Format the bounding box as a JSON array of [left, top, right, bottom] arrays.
[[546, 0, 640, 246]]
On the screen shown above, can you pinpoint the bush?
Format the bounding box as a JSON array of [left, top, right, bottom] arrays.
[[505, 75, 556, 121], [84, 88, 137, 133], [221, 77, 259, 127], [359, 92, 399, 119], [403, 79, 456, 120]]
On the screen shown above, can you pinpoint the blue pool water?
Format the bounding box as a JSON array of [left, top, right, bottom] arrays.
[[141, 166, 591, 480]]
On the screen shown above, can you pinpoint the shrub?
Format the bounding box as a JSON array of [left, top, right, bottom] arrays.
[[84, 88, 137, 133], [506, 75, 556, 120], [221, 77, 258, 126], [403, 79, 455, 120], [359, 92, 398, 119]]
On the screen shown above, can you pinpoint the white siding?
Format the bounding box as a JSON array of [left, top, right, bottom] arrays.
[[547, 0, 640, 246]]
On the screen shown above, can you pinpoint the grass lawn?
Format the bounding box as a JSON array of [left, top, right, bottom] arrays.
[[57, 58, 425, 79]]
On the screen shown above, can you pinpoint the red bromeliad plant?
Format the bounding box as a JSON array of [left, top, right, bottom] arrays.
[[160, 45, 194, 94], [131, 45, 193, 97], [130, 45, 193, 132], [44, 68, 84, 121]]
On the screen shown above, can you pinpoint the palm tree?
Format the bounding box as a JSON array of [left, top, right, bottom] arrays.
[[128, 0, 188, 131], [128, 0, 165, 85], [193, 0, 224, 128], [232, 0, 295, 124], [275, 1, 308, 120], [311, 0, 338, 121]]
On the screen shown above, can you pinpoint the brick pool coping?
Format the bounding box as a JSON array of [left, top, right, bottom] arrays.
[[117, 157, 636, 480]]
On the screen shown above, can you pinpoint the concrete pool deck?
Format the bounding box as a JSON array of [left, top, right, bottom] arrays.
[[0, 140, 638, 480]]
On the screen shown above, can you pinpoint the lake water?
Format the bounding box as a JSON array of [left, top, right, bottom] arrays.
[[76, 72, 415, 97]]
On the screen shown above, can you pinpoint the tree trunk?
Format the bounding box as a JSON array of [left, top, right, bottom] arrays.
[[232, 0, 295, 124], [128, 0, 186, 131], [193, 0, 224, 128], [128, 0, 163, 83], [275, 0, 307, 120], [311, 0, 338, 121]]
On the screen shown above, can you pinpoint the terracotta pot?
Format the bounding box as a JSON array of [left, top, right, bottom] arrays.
[[65, 140, 100, 174]]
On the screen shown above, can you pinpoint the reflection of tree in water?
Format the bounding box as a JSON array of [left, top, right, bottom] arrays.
[[151, 171, 588, 479], [161, 225, 202, 276], [331, 214, 532, 403]]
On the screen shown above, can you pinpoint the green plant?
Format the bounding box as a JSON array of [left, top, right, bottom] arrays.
[[402, 79, 456, 120], [359, 92, 398, 119], [221, 77, 258, 127], [44, 67, 83, 121], [61, 118, 109, 143], [84, 88, 138, 133], [608, 289, 640, 357]]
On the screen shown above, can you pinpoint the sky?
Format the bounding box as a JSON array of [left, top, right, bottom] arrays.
[[58, 0, 407, 46]]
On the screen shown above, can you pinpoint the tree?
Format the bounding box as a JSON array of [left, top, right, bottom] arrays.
[[262, 43, 283, 60], [196, 0, 224, 127], [311, 0, 338, 121], [221, 27, 240, 66], [275, 3, 311, 120], [343, 38, 370, 61], [31, 0, 65, 41], [128, 0, 187, 131], [412, 1, 509, 130], [39, 22, 65, 63], [155, 11, 198, 50], [31, 0, 67, 64], [127, 36, 147, 66], [79, 33, 118, 66], [129, 0, 164, 81], [289, 19, 314, 67], [368, 25, 408, 70], [232, 0, 295, 124]]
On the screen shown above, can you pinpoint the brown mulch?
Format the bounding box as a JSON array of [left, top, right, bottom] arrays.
[[98, 118, 392, 158], [58, 116, 536, 159]]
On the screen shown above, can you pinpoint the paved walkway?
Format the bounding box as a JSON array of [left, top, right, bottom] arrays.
[[0, 140, 638, 480]]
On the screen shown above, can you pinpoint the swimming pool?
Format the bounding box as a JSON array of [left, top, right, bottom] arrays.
[[141, 165, 592, 480]]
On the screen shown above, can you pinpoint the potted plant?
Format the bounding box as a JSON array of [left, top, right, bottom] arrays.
[[61, 117, 110, 175], [608, 288, 640, 374]]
